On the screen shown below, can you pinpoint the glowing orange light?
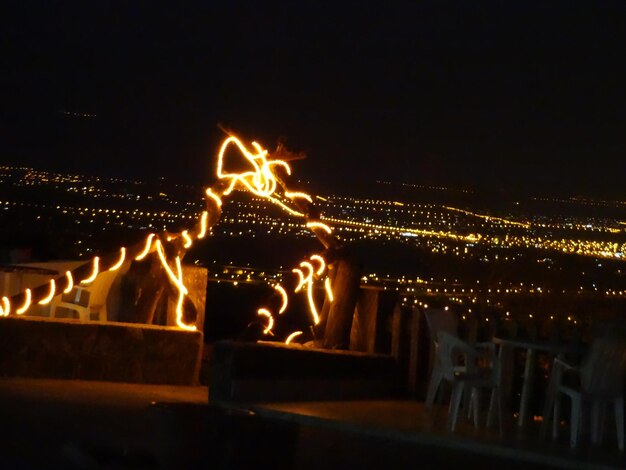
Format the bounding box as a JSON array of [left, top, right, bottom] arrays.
[[38, 280, 56, 305], [205, 189, 222, 208], [81, 257, 100, 284], [0, 296, 10, 317], [292, 268, 306, 293], [306, 221, 332, 234], [285, 191, 312, 203], [274, 284, 288, 314], [257, 308, 274, 334], [63, 271, 74, 294], [109, 247, 126, 271], [155, 240, 196, 331], [181, 230, 193, 248], [309, 255, 326, 275], [16, 289, 32, 315], [324, 277, 334, 302], [197, 211, 209, 239], [285, 331, 303, 344], [135, 234, 155, 260]]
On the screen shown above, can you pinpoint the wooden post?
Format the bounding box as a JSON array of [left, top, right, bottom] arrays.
[[323, 253, 361, 350]]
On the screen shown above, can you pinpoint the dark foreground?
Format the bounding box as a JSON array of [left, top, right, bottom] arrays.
[[0, 378, 623, 469]]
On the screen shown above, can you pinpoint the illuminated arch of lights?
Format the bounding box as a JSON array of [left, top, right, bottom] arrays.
[[0, 132, 337, 344]]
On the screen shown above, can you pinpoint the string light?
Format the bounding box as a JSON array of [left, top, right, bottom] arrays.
[[63, 271, 74, 294], [16, 289, 32, 315], [109, 247, 126, 271], [38, 280, 56, 305], [181, 230, 193, 248], [197, 212, 209, 239], [274, 284, 288, 314], [306, 221, 332, 234], [81, 257, 100, 284], [309, 255, 326, 275], [135, 234, 155, 261], [325, 277, 334, 302], [285, 331, 303, 344], [0, 296, 10, 316], [257, 308, 274, 335]]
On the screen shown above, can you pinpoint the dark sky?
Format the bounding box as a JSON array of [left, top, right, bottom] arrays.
[[1, 1, 625, 196]]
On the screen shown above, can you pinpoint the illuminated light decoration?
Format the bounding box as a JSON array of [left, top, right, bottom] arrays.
[[316, 195, 328, 202], [285, 191, 313, 203], [16, 289, 32, 315], [309, 255, 326, 275], [155, 239, 196, 331], [135, 234, 155, 261], [324, 277, 334, 302], [274, 284, 288, 314], [109, 247, 126, 271], [257, 308, 274, 335], [81, 257, 100, 284], [0, 296, 10, 317], [63, 271, 74, 294], [197, 211, 209, 239], [181, 230, 193, 248], [205, 189, 222, 208], [174, 256, 196, 331], [292, 268, 306, 293], [38, 280, 56, 305], [285, 331, 303, 344], [306, 221, 332, 234], [306, 284, 320, 325]]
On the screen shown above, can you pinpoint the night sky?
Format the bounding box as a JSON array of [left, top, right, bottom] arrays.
[[1, 1, 625, 196]]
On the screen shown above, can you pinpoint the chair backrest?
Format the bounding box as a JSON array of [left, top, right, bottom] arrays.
[[78, 269, 120, 320], [580, 337, 626, 397], [424, 308, 458, 343]]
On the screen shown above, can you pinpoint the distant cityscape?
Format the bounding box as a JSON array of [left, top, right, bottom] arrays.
[[1, 164, 625, 332]]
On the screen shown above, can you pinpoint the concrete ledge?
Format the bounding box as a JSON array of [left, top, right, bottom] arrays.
[[0, 316, 203, 385], [209, 341, 403, 403]]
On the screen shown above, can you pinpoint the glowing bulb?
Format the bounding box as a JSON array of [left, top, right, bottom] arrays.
[[306, 221, 332, 234], [274, 284, 288, 314], [109, 247, 126, 271], [181, 230, 192, 248], [0, 296, 10, 316], [63, 271, 74, 294], [285, 331, 303, 344], [324, 277, 334, 302], [205, 188, 222, 208], [135, 234, 155, 260], [197, 211, 209, 239], [81, 257, 100, 284], [285, 191, 312, 203], [257, 308, 274, 334], [16, 289, 32, 315], [38, 280, 56, 305]]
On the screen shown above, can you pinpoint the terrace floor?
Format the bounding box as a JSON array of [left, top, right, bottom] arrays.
[[0, 378, 624, 469]]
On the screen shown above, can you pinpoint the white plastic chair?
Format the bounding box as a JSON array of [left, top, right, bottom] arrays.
[[437, 332, 503, 432], [50, 269, 119, 321], [550, 337, 626, 450], [424, 308, 459, 408]]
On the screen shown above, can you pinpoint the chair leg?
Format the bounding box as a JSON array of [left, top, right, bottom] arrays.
[[471, 388, 481, 428], [570, 395, 582, 448], [614, 397, 624, 452], [553, 396, 561, 440], [448, 383, 465, 432], [591, 401, 603, 445], [426, 366, 443, 409]]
